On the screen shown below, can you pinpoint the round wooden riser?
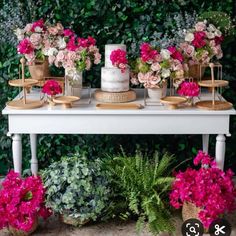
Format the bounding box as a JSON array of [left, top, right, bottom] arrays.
[[8, 79, 38, 87], [160, 96, 187, 109], [53, 96, 80, 109], [195, 100, 233, 110], [94, 90, 136, 103], [6, 100, 44, 109], [198, 80, 228, 88]]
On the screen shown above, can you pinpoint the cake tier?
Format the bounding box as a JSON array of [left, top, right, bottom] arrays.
[[101, 67, 129, 92], [105, 44, 126, 68]]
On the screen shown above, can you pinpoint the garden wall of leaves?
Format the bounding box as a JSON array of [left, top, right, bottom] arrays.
[[0, 0, 236, 174]]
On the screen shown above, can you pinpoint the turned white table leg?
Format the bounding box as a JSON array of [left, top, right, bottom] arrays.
[[202, 134, 209, 153], [30, 134, 38, 176], [12, 134, 22, 174], [215, 134, 226, 170]]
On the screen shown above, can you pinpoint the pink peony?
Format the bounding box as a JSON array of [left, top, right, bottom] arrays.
[[29, 33, 42, 48], [192, 31, 206, 48], [17, 38, 34, 55], [42, 80, 62, 96], [168, 46, 184, 62], [140, 43, 158, 62], [110, 49, 128, 73], [195, 22, 206, 32], [214, 35, 224, 45], [177, 81, 200, 97], [63, 29, 75, 37], [66, 36, 78, 51], [31, 19, 44, 32]]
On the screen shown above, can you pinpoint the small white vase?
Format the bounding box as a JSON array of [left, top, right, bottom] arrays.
[[65, 68, 83, 97], [147, 86, 166, 102]]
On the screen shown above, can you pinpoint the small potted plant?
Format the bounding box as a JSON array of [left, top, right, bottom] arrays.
[[41, 155, 111, 226], [0, 171, 51, 236], [42, 79, 62, 106], [170, 150, 236, 229], [131, 43, 185, 102]]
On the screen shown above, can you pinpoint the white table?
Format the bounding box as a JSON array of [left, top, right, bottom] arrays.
[[2, 89, 236, 174]]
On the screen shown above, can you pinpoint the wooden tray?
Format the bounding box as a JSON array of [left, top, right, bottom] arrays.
[[195, 100, 233, 110], [8, 79, 38, 87], [53, 96, 80, 108], [198, 80, 228, 88], [94, 90, 136, 103], [96, 103, 143, 110], [160, 96, 187, 109], [6, 99, 44, 109]]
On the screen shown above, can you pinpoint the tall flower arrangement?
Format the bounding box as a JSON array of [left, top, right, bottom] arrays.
[[131, 43, 185, 88], [180, 21, 224, 65], [170, 151, 236, 228], [0, 171, 51, 232]]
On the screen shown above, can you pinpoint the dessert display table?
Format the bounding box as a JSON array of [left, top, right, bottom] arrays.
[[2, 89, 236, 175]]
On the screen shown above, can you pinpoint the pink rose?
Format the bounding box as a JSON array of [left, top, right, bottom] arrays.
[[29, 33, 42, 48], [56, 23, 64, 34], [151, 62, 161, 71], [48, 27, 58, 35], [185, 45, 195, 57], [94, 52, 101, 64], [56, 50, 65, 61], [131, 77, 139, 85], [195, 22, 206, 32], [67, 51, 77, 61], [48, 55, 56, 65], [24, 23, 33, 32], [31, 19, 44, 32], [85, 58, 92, 70]]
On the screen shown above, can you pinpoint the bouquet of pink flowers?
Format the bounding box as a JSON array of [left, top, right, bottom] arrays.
[[0, 171, 51, 232], [177, 81, 200, 97], [16, 19, 46, 63], [131, 43, 185, 88], [42, 80, 62, 96], [170, 151, 236, 228], [180, 21, 224, 65], [110, 49, 128, 73]]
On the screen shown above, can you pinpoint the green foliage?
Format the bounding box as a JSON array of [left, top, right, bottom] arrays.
[[106, 151, 175, 235], [41, 154, 112, 223], [0, 0, 236, 176]]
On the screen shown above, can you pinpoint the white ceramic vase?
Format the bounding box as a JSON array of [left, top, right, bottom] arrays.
[[147, 84, 167, 102], [65, 68, 83, 97]]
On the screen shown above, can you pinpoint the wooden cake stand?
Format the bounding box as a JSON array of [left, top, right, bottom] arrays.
[[195, 63, 232, 110], [53, 96, 80, 108], [160, 96, 187, 109], [6, 58, 44, 110], [94, 90, 136, 103]]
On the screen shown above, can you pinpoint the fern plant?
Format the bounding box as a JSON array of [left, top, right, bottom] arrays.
[[106, 151, 175, 235]]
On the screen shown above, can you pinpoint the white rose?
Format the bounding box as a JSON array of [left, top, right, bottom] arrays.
[[206, 32, 215, 39], [160, 49, 170, 60], [15, 28, 25, 40], [215, 29, 222, 37], [34, 26, 43, 33], [48, 47, 58, 56], [58, 37, 66, 49], [161, 69, 171, 78], [185, 32, 194, 42], [207, 24, 217, 32]]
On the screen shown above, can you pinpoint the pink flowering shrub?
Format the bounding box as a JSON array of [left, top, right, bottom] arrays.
[[170, 151, 236, 228], [0, 171, 51, 232], [177, 81, 200, 97], [180, 21, 224, 65], [110, 49, 128, 73], [130, 43, 185, 88], [42, 80, 62, 96]]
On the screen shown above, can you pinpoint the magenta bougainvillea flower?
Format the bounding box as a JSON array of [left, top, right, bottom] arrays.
[[42, 80, 62, 96], [0, 171, 51, 232], [110, 49, 128, 73], [170, 151, 236, 228], [177, 81, 200, 97]]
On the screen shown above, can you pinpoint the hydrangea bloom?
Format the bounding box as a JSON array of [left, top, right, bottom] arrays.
[[0, 171, 51, 232], [170, 151, 236, 228], [42, 80, 62, 96], [177, 81, 200, 97], [110, 49, 128, 73]]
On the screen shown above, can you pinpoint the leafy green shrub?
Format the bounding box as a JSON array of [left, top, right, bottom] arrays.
[[106, 151, 175, 235], [41, 154, 111, 224]]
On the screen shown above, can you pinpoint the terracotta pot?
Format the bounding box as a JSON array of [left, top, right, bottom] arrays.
[[59, 214, 89, 227], [188, 64, 206, 80], [8, 219, 38, 236], [28, 59, 50, 82]]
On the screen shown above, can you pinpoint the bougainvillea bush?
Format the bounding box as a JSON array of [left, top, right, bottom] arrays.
[[170, 151, 236, 228], [0, 171, 51, 232]]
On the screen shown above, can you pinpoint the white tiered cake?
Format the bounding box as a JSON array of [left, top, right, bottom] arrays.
[[101, 44, 130, 92]]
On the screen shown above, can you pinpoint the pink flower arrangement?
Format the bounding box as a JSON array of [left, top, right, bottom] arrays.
[[110, 49, 128, 73], [42, 80, 62, 96], [177, 81, 200, 97], [0, 171, 51, 232], [130, 43, 185, 88], [180, 21, 224, 65], [170, 151, 236, 228]]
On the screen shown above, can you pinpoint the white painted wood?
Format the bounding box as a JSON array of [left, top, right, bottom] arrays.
[[215, 134, 226, 170], [202, 134, 209, 153], [12, 134, 22, 174], [30, 134, 38, 176]]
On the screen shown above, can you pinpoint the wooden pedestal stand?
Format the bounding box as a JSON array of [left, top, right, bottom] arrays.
[[53, 96, 80, 108], [196, 63, 232, 110], [6, 58, 44, 110]]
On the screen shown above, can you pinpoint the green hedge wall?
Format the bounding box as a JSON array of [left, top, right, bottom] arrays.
[[0, 0, 236, 175]]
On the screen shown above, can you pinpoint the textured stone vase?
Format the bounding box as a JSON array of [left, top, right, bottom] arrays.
[[65, 68, 82, 97], [28, 59, 50, 82]]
